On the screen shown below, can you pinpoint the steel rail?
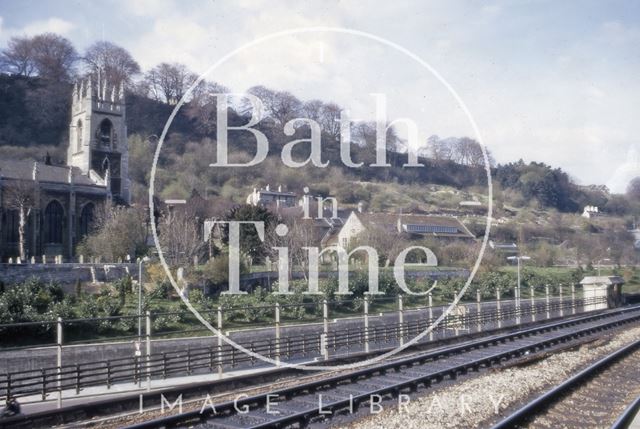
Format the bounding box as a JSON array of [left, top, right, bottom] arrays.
[[610, 394, 640, 429], [491, 338, 640, 429], [120, 306, 640, 429], [0, 302, 628, 429]]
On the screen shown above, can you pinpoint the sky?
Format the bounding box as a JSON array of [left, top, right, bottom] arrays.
[[0, 0, 639, 192]]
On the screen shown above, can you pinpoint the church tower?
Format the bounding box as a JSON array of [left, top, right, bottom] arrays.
[[67, 74, 130, 204]]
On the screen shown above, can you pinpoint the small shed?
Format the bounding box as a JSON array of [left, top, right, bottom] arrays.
[[579, 276, 624, 310]]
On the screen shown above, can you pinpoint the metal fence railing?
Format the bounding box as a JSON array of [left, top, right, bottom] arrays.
[[0, 293, 608, 403]]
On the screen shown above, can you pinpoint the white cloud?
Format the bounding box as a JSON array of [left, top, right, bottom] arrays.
[[0, 16, 75, 45], [20, 17, 75, 37]]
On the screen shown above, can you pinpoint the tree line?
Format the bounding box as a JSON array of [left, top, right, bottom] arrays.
[[1, 32, 639, 218]]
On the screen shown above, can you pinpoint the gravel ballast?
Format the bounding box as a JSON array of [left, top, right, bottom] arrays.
[[345, 325, 640, 429]]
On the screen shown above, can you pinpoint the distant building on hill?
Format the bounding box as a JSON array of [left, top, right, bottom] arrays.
[[582, 205, 604, 219], [246, 185, 297, 208], [489, 240, 518, 254], [338, 211, 475, 248]]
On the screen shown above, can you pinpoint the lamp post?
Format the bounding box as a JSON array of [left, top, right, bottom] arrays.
[[507, 255, 531, 320], [596, 258, 610, 277], [138, 256, 150, 339]]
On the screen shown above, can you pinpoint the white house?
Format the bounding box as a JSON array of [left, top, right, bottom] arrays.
[[246, 185, 297, 208], [582, 205, 604, 219]]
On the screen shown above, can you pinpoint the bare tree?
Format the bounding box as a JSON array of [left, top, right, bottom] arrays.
[[4, 180, 36, 260], [145, 62, 198, 104], [184, 81, 230, 135], [0, 33, 77, 81], [626, 177, 640, 201], [302, 100, 341, 140], [77, 205, 147, 261], [158, 209, 206, 266], [247, 85, 302, 125], [355, 224, 409, 267], [83, 41, 140, 87], [453, 137, 485, 167], [30, 33, 77, 81], [270, 211, 319, 278], [0, 36, 37, 76], [426, 135, 453, 162]]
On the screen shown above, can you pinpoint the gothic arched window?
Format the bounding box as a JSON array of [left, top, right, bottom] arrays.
[[98, 119, 112, 147], [76, 119, 83, 152], [44, 200, 64, 244], [101, 157, 110, 175], [2, 210, 19, 243], [78, 203, 94, 238]]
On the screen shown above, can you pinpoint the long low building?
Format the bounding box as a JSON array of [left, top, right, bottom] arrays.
[[338, 211, 475, 248]]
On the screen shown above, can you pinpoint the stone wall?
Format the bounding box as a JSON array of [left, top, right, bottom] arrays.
[[0, 263, 137, 286]]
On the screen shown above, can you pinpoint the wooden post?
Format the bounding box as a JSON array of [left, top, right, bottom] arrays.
[[545, 285, 550, 319], [145, 311, 151, 391], [571, 284, 576, 314], [322, 299, 329, 360], [275, 303, 281, 364], [217, 306, 223, 376], [515, 284, 521, 326], [428, 292, 434, 341], [476, 289, 482, 332], [364, 296, 370, 353], [496, 288, 502, 329], [559, 284, 564, 317], [398, 295, 404, 346], [56, 317, 63, 408], [530, 286, 536, 322]]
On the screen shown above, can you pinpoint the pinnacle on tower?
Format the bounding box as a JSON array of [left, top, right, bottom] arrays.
[[86, 76, 92, 98], [97, 68, 102, 99]]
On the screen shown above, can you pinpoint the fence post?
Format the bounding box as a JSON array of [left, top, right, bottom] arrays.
[[364, 296, 370, 353], [545, 285, 550, 319], [275, 303, 281, 364], [515, 284, 522, 326], [398, 295, 404, 346], [428, 292, 434, 341], [559, 284, 564, 317], [496, 288, 502, 329], [476, 289, 482, 332], [56, 317, 63, 408], [571, 284, 576, 314], [322, 299, 329, 360], [530, 286, 536, 322], [41, 369, 46, 400], [145, 311, 151, 391], [217, 306, 223, 377]]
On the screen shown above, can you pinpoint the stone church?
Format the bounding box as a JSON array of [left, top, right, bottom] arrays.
[[0, 76, 130, 261]]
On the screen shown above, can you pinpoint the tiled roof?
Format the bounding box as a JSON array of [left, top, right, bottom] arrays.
[[355, 212, 475, 238]]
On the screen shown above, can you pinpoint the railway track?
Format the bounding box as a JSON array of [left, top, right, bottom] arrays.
[[491, 335, 640, 429], [118, 305, 640, 429]]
